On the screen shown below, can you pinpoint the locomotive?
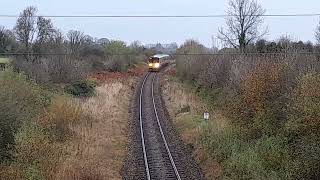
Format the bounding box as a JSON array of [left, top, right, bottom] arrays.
[[148, 54, 170, 72]]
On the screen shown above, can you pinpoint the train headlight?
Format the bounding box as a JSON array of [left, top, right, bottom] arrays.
[[154, 63, 160, 68], [148, 63, 153, 67]]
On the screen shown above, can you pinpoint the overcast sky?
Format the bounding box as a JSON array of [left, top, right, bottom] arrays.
[[1, 0, 320, 47]]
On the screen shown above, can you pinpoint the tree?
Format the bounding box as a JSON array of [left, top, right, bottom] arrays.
[[66, 30, 85, 56], [15, 6, 60, 56], [104, 40, 128, 55], [33, 16, 56, 54], [36, 17, 54, 44], [104, 40, 132, 71], [316, 20, 320, 44], [255, 39, 267, 53], [97, 38, 110, 45], [0, 26, 16, 53], [130, 40, 143, 55], [14, 6, 37, 52], [218, 0, 266, 52]]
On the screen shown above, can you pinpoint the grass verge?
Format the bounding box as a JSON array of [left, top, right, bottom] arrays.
[[0, 68, 138, 180]]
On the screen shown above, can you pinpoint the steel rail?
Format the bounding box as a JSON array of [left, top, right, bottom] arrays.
[[151, 73, 182, 180], [139, 72, 151, 180]]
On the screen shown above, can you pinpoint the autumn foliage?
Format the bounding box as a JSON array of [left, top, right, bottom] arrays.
[[241, 63, 286, 113], [175, 41, 320, 178]]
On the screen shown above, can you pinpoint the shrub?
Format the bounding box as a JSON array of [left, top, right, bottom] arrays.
[[201, 125, 292, 179], [64, 80, 96, 97], [223, 135, 291, 180], [286, 73, 320, 179], [37, 96, 88, 141], [13, 56, 90, 84], [174, 40, 320, 179], [13, 96, 90, 179], [201, 125, 247, 163], [241, 63, 287, 114], [289, 135, 320, 180], [286, 73, 320, 136], [104, 40, 142, 72], [0, 69, 49, 163], [0, 165, 23, 180], [176, 40, 211, 81], [226, 63, 288, 139], [14, 122, 57, 179]]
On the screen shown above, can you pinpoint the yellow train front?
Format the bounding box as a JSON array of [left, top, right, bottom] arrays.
[[148, 56, 160, 72], [148, 54, 169, 72]]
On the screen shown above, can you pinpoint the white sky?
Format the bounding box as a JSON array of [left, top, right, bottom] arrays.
[[1, 0, 320, 47]]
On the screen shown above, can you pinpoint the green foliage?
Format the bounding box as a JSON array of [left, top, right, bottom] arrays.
[[14, 123, 51, 180], [104, 40, 142, 72], [104, 40, 128, 55], [64, 80, 96, 97], [285, 73, 320, 179], [0, 57, 10, 64], [223, 135, 291, 180], [25, 166, 43, 180], [289, 135, 320, 180], [202, 123, 292, 179], [201, 126, 246, 163], [0, 69, 49, 163], [286, 73, 320, 136]]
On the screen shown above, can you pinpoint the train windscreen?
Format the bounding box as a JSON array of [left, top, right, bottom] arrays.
[[148, 57, 159, 63]]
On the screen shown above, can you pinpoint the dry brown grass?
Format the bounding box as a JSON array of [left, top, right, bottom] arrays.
[[162, 76, 229, 132], [162, 76, 228, 179], [55, 78, 137, 180]]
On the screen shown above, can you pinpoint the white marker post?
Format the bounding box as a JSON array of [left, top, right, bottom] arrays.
[[203, 112, 209, 121]]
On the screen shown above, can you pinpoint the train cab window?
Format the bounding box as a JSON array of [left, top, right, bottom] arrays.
[[148, 57, 159, 63]]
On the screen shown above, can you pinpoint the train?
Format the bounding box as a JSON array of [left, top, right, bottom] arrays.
[[148, 54, 170, 72]]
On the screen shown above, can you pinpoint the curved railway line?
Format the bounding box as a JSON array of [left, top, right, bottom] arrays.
[[123, 67, 203, 180], [139, 72, 181, 180], [122, 67, 203, 180]]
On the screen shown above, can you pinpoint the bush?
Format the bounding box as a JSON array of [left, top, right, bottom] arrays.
[[0, 69, 49, 163], [201, 123, 292, 179], [286, 73, 320, 136], [37, 96, 86, 141], [13, 96, 91, 179], [174, 40, 320, 179], [104, 40, 142, 72], [289, 135, 320, 180], [64, 80, 96, 97], [176, 40, 211, 81], [13, 56, 90, 84], [0, 69, 93, 179], [286, 73, 320, 179], [201, 126, 247, 163], [223, 135, 291, 180], [225, 63, 288, 139], [14, 122, 57, 179]]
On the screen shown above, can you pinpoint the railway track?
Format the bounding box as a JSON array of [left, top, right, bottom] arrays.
[[139, 72, 181, 180], [123, 68, 203, 180]]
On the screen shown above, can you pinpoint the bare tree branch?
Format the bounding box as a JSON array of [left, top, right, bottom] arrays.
[[14, 6, 37, 52], [316, 20, 320, 44], [218, 0, 267, 52], [67, 30, 85, 56]]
